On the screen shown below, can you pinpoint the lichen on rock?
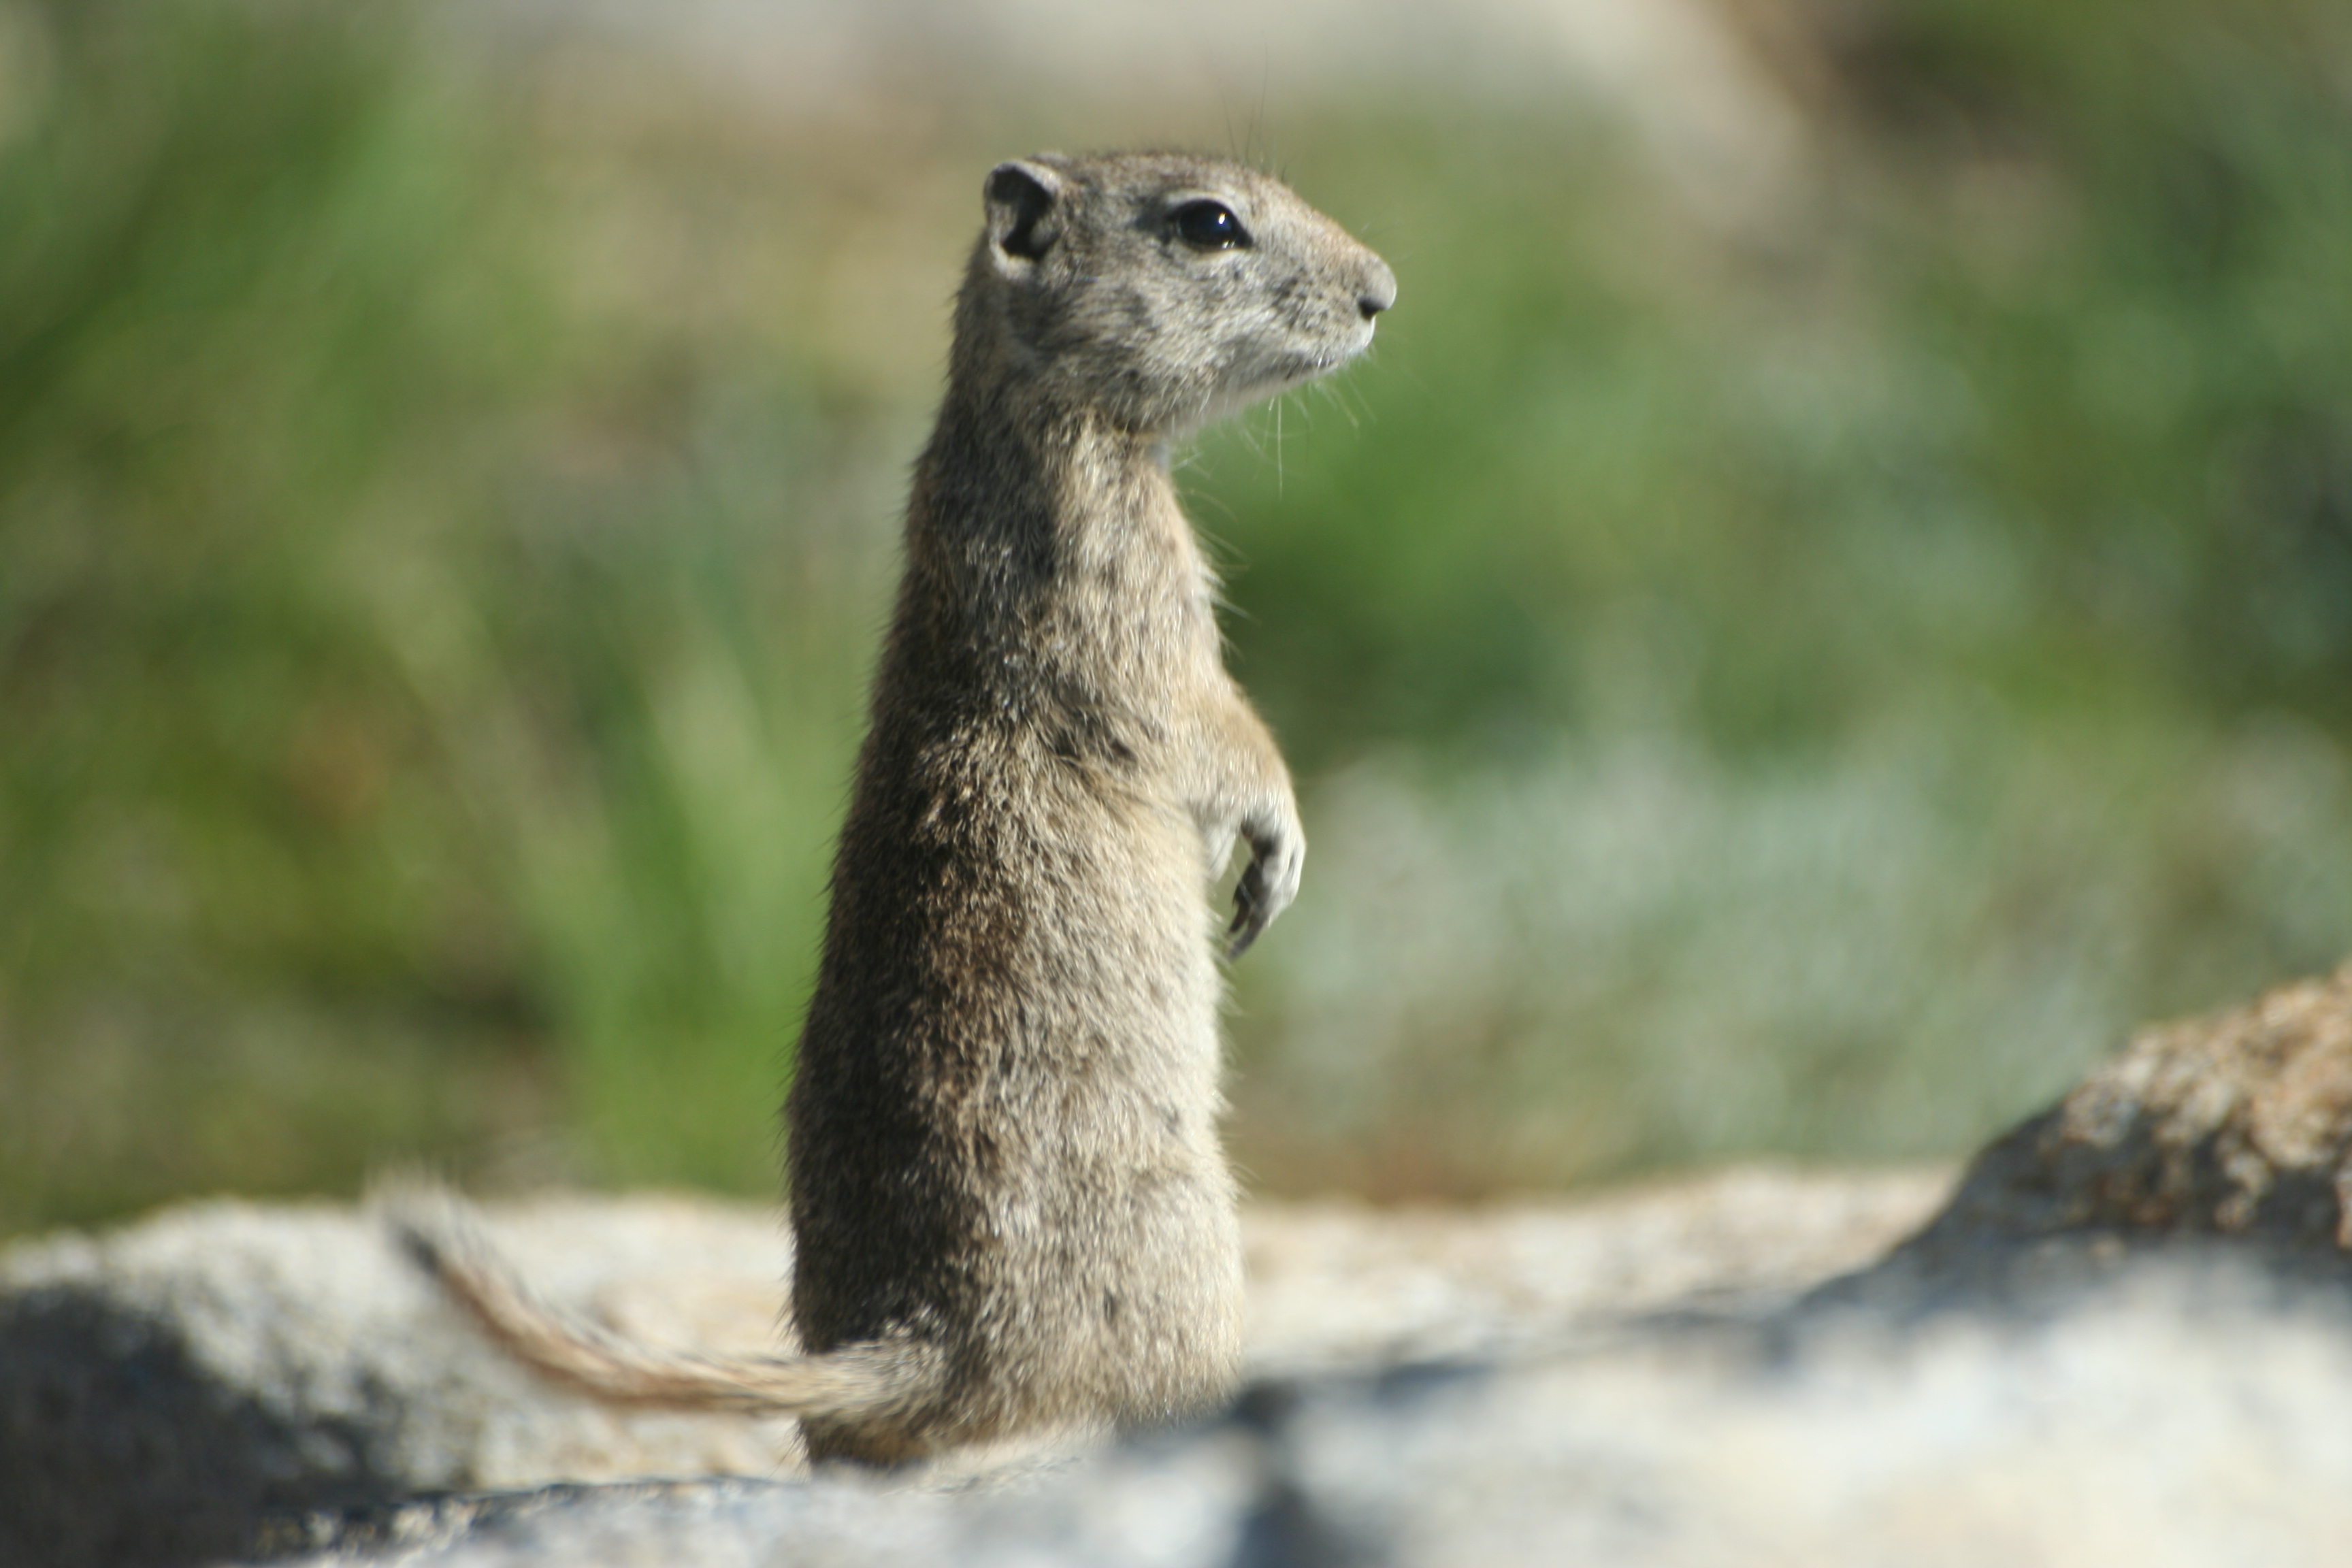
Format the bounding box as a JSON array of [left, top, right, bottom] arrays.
[[1898, 961, 2352, 1267]]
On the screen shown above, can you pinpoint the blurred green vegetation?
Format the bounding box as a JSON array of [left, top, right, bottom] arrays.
[[2, 0, 2348, 1232]]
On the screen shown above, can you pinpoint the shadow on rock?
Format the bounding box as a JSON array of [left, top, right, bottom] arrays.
[[0, 1289, 414, 1568]]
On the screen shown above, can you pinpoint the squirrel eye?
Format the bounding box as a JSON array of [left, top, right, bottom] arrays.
[[1171, 199, 1250, 250]]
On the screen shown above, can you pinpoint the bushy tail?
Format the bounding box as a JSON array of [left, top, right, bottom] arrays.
[[375, 1179, 944, 1422]]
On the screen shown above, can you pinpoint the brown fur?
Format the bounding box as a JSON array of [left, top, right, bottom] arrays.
[[391, 151, 1394, 1467]]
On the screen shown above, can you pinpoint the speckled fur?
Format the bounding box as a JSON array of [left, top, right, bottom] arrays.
[[399, 151, 1394, 1467]]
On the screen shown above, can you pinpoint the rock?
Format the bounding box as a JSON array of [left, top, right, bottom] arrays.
[[1240, 1164, 1950, 1373], [1890, 958, 2352, 1286], [1, 1170, 1942, 1568], [0, 1197, 803, 1568], [12, 960, 2352, 1567], [245, 1258, 2352, 1568]]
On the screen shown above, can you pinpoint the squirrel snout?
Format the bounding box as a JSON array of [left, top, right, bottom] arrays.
[[1356, 259, 1398, 321]]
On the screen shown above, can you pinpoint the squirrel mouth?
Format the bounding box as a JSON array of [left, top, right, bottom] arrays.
[[1193, 331, 1375, 428], [1269, 327, 1375, 385], [1272, 337, 1373, 389]]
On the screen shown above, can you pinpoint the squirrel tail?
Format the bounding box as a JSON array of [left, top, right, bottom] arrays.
[[375, 1179, 943, 1422]]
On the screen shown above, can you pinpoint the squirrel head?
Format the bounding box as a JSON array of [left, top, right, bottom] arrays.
[[956, 151, 1394, 437]]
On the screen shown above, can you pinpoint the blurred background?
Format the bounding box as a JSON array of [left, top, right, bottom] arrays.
[[3, 0, 2349, 1236]]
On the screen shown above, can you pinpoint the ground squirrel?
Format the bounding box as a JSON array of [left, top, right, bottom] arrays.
[[392, 150, 1394, 1466]]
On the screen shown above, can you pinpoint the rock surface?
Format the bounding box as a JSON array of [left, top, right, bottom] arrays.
[[7, 961, 2352, 1567], [0, 1169, 1942, 1568], [1888, 959, 2352, 1292], [260, 1262, 2352, 1568]]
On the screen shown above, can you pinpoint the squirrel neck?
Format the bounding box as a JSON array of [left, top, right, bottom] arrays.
[[904, 368, 1212, 696]]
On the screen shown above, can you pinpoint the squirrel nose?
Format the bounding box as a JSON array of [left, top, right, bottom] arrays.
[[1356, 258, 1397, 321]]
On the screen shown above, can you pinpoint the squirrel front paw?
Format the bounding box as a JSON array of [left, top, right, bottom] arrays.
[[1226, 819, 1303, 959]]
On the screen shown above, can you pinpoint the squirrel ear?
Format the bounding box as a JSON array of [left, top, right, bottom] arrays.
[[984, 159, 1064, 269]]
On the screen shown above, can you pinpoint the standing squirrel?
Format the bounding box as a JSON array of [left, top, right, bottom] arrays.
[[393, 150, 1394, 1466]]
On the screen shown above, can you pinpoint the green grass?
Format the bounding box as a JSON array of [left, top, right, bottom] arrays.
[[1, 0, 2348, 1232]]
